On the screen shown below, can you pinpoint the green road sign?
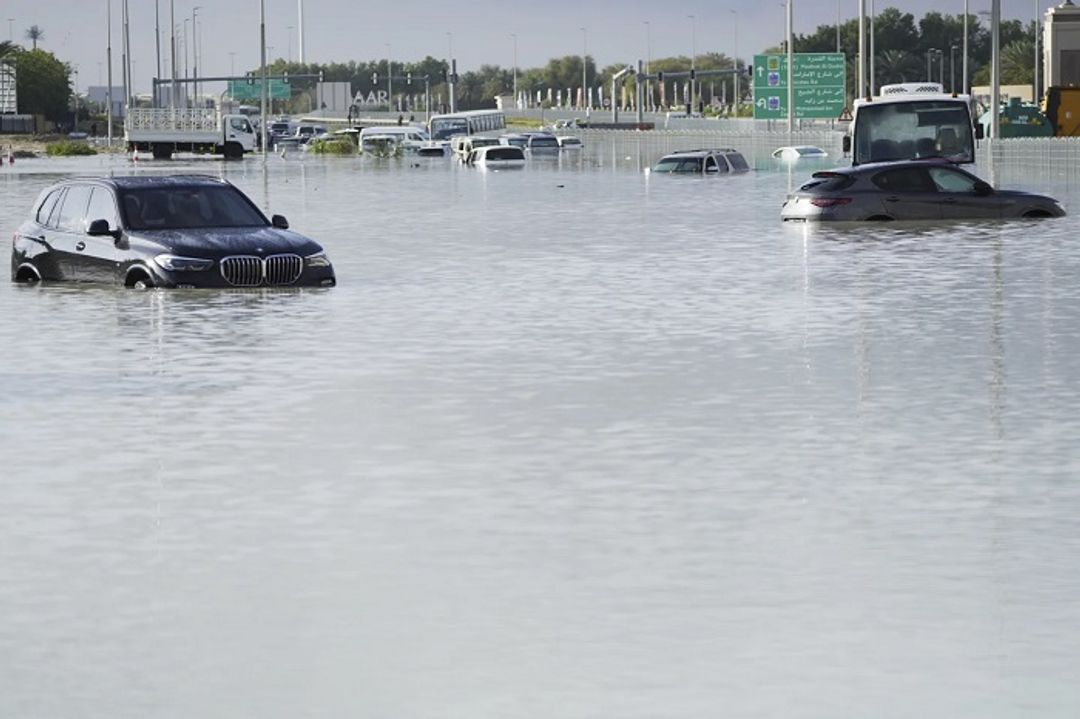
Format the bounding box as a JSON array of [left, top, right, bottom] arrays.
[[228, 79, 291, 101], [752, 53, 846, 120]]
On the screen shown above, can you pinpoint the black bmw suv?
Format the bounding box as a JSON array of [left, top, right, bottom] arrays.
[[11, 175, 336, 289]]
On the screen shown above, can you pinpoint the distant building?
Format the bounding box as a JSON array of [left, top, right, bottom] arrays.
[[86, 86, 127, 119], [0, 61, 16, 114]]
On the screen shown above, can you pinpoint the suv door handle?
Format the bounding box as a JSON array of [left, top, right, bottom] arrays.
[[75, 241, 86, 251], [885, 196, 900, 202]]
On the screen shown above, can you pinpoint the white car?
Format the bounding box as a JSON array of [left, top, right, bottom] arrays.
[[772, 145, 829, 161], [556, 136, 583, 149], [464, 145, 526, 168]]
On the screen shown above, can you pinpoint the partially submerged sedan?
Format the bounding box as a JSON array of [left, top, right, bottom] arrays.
[[12, 175, 336, 288], [781, 159, 1065, 222]]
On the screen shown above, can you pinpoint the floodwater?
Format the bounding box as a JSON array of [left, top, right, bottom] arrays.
[[2, 139, 1080, 718]]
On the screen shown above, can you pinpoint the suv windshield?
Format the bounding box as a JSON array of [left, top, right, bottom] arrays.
[[119, 186, 269, 230]]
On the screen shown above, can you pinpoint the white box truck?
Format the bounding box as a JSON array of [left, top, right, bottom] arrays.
[[125, 108, 258, 160]]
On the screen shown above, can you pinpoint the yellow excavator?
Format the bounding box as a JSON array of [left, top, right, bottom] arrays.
[[1042, 86, 1080, 136]]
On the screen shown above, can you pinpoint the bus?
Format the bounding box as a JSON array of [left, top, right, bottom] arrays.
[[845, 83, 982, 166], [427, 109, 506, 141]]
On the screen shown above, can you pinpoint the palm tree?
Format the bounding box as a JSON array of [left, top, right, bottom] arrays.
[[25, 25, 44, 50], [875, 49, 923, 86], [1001, 39, 1034, 86], [0, 41, 16, 59]]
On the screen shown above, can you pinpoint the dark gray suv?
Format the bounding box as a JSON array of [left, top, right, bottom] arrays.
[[12, 175, 336, 288]]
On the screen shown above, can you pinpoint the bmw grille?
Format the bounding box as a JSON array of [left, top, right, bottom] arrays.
[[220, 254, 303, 287]]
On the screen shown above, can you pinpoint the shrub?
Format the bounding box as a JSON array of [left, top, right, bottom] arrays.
[[45, 140, 97, 156], [307, 137, 355, 155]]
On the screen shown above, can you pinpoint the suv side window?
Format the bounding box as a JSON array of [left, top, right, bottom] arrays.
[[928, 167, 979, 193], [85, 187, 120, 230], [872, 168, 937, 193], [36, 189, 62, 225], [56, 185, 93, 233]]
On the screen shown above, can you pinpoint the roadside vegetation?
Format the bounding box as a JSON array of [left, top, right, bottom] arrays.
[[307, 137, 355, 155], [45, 140, 97, 156]]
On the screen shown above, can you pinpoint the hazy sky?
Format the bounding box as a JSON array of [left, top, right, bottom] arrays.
[[3, 0, 1051, 92]]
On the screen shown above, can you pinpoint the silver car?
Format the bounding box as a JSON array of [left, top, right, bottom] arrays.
[[781, 159, 1066, 222]]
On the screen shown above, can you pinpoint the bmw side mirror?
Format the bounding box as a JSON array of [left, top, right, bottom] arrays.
[[842, 136, 852, 154], [87, 218, 121, 240], [974, 181, 993, 196], [271, 214, 289, 230], [975, 124, 985, 140]]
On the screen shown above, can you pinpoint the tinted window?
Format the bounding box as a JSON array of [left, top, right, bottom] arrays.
[[487, 147, 524, 161], [872, 168, 937, 193], [36, 190, 62, 225], [85, 187, 120, 229], [46, 188, 67, 228], [56, 185, 92, 233], [704, 156, 728, 174], [119, 186, 268, 230], [928, 167, 980, 193], [726, 153, 750, 171], [854, 100, 975, 165], [802, 174, 855, 192]]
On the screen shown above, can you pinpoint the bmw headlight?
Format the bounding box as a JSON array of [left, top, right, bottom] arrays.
[[305, 251, 332, 268], [154, 254, 214, 272]]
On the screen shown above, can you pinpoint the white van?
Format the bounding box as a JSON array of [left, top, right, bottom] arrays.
[[465, 145, 526, 168], [358, 126, 430, 152]]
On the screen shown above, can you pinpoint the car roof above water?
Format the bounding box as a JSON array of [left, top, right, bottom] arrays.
[[57, 174, 232, 190]]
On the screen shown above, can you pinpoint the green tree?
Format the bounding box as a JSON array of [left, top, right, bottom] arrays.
[[0, 40, 19, 59], [16, 48, 70, 121], [25, 25, 44, 50]]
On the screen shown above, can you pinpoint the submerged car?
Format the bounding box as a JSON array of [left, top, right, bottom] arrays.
[[12, 175, 336, 288], [781, 159, 1066, 222], [772, 145, 829, 161], [651, 148, 750, 175], [464, 145, 526, 168]]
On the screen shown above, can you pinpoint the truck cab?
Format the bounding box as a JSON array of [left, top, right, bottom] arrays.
[[845, 83, 981, 166]]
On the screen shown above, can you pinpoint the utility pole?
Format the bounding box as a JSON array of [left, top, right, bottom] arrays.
[[260, 0, 267, 161], [511, 33, 518, 110], [731, 10, 739, 117], [836, 0, 841, 53], [170, 0, 176, 107], [386, 44, 393, 113], [120, 0, 128, 110], [581, 27, 587, 112], [192, 7, 200, 108], [106, 0, 113, 146], [963, 0, 969, 95], [154, 0, 161, 106], [688, 14, 696, 113], [870, 0, 876, 95], [857, 0, 866, 98], [991, 0, 1000, 141], [1034, 0, 1041, 105], [298, 0, 305, 64], [644, 21, 651, 112], [786, 0, 794, 133]]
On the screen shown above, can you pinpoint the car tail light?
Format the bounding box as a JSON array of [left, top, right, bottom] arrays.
[[810, 197, 853, 208]]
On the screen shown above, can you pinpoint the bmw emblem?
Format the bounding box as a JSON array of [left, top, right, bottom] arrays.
[[256, 247, 265, 253]]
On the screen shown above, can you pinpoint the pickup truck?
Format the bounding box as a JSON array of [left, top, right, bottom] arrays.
[[125, 108, 258, 160]]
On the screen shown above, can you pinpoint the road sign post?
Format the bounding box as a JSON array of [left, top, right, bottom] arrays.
[[752, 53, 845, 121]]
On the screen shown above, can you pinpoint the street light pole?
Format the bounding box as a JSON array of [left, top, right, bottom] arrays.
[[511, 33, 517, 109], [857, 0, 866, 97], [170, 0, 177, 107], [950, 45, 958, 93], [991, 0, 1000, 141], [386, 43, 393, 114], [583, 26, 591, 112], [192, 7, 200, 107], [870, 0, 876, 95], [963, 0, 969, 95], [644, 20, 652, 111], [154, 1, 161, 106], [689, 14, 696, 113], [1034, 0, 1041, 105], [260, 0, 267, 161], [731, 10, 739, 117], [106, 0, 113, 145], [786, 0, 794, 133], [287, 26, 293, 64], [298, 0, 305, 64]]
